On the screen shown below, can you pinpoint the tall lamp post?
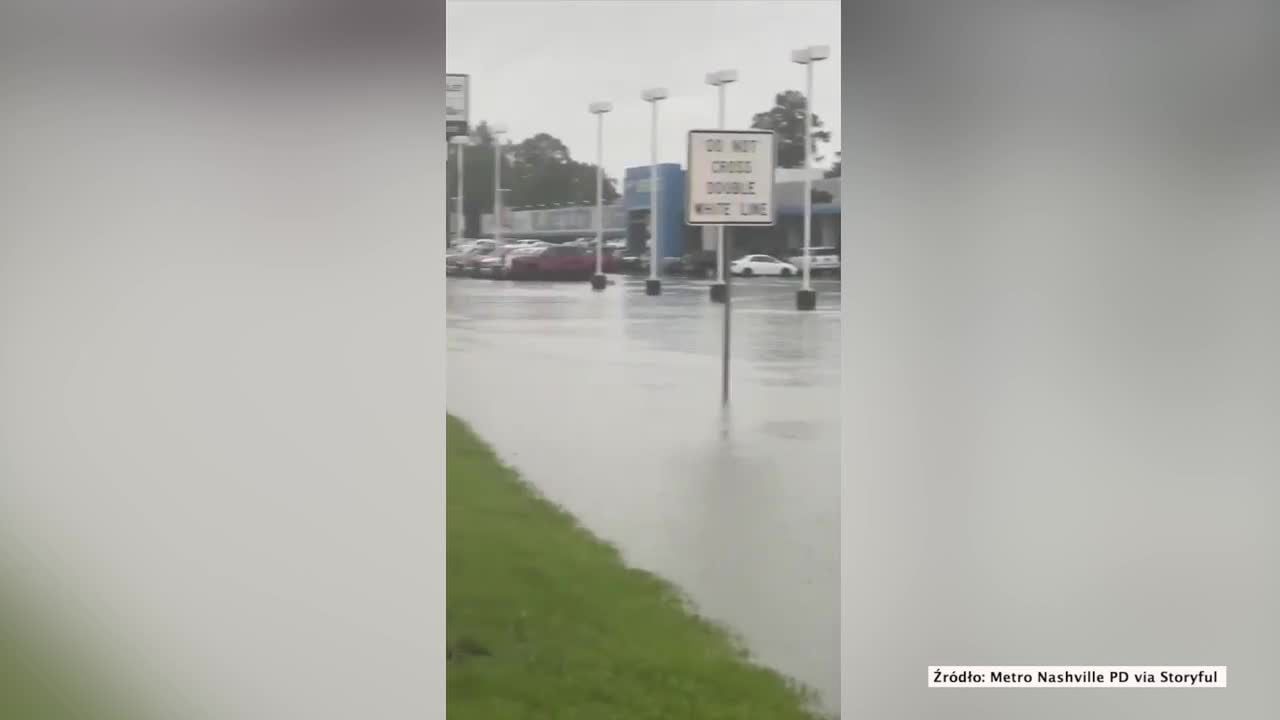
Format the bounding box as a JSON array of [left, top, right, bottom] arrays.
[[641, 87, 669, 296], [449, 135, 472, 246], [791, 44, 829, 311], [490, 123, 508, 244], [589, 101, 613, 291], [705, 69, 738, 303]]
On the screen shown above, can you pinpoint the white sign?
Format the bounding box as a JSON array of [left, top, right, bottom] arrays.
[[446, 74, 469, 138], [684, 129, 776, 226]]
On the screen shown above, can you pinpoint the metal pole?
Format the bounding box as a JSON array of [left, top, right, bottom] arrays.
[[721, 227, 732, 406], [649, 100, 659, 282], [456, 143, 465, 244], [494, 137, 503, 245], [802, 61, 813, 291], [716, 83, 727, 284], [595, 112, 604, 276]]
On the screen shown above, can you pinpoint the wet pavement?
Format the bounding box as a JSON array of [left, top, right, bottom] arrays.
[[447, 273, 840, 714]]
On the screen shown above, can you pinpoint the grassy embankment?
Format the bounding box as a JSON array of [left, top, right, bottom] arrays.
[[447, 415, 826, 719]]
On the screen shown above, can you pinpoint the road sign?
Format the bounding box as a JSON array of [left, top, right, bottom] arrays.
[[684, 129, 777, 226], [446, 74, 469, 139]]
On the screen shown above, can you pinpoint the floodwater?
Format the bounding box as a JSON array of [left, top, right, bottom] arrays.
[[447, 273, 840, 714]]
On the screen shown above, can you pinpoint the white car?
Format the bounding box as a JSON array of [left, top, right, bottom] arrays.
[[448, 237, 483, 250], [730, 254, 799, 277], [786, 246, 841, 275]]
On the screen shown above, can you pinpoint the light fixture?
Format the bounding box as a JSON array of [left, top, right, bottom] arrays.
[[705, 69, 738, 86]]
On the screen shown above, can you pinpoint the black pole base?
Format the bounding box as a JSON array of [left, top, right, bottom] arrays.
[[796, 289, 818, 311], [709, 282, 727, 303], [590, 274, 608, 290], [645, 279, 662, 296]]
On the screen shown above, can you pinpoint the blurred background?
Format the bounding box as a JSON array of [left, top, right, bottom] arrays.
[[842, 1, 1280, 718], [2, 1, 444, 718]]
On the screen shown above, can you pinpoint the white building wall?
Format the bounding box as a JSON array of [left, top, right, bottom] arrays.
[[774, 167, 826, 183]]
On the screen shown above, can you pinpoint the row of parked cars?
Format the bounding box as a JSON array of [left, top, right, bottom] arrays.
[[446, 238, 620, 281], [446, 238, 841, 281]]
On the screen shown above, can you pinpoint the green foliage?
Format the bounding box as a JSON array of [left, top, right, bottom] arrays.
[[749, 91, 832, 169], [446, 416, 827, 720], [507, 133, 620, 209]]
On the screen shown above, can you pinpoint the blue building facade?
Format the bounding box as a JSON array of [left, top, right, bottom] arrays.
[[623, 163, 686, 259]]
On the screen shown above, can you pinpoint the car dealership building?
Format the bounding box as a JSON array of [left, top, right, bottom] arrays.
[[474, 164, 841, 259]]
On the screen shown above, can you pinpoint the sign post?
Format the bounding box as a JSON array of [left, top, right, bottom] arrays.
[[446, 74, 470, 139], [685, 129, 777, 406]]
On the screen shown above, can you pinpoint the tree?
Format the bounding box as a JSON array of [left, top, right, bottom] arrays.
[[446, 124, 619, 238], [825, 151, 841, 178], [507, 132, 619, 208], [750, 90, 832, 169]]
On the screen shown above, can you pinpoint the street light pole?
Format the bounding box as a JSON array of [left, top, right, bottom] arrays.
[[589, 101, 613, 290], [722, 225, 733, 406], [449, 135, 471, 246], [642, 87, 669, 296], [791, 45, 829, 311], [491, 123, 507, 244], [705, 69, 738, 303], [803, 60, 813, 294], [457, 143, 465, 244]]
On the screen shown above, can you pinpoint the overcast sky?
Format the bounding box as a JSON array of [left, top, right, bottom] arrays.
[[447, 0, 840, 183]]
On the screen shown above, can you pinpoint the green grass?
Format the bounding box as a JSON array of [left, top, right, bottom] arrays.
[[0, 585, 142, 720], [447, 415, 827, 720]]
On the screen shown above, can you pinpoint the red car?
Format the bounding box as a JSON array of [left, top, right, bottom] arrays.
[[507, 244, 618, 281]]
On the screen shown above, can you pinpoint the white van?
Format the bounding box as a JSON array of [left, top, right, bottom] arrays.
[[786, 246, 840, 275]]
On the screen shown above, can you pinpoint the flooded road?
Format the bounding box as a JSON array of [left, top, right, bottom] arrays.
[[447, 274, 840, 713]]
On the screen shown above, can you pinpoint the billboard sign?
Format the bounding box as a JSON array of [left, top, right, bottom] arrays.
[[446, 74, 469, 139]]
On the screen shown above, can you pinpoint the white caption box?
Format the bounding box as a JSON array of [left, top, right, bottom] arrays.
[[928, 666, 1227, 688]]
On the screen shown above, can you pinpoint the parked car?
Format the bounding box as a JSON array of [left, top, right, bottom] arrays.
[[449, 237, 484, 250], [446, 240, 497, 276], [500, 244, 548, 274], [786, 246, 840, 276], [619, 254, 646, 274], [471, 244, 524, 278], [681, 250, 719, 279], [452, 239, 495, 254], [730, 254, 799, 277], [507, 244, 617, 281], [444, 248, 471, 275], [445, 242, 475, 261]]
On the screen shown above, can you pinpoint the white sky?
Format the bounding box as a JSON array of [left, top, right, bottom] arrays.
[[446, 0, 840, 183]]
